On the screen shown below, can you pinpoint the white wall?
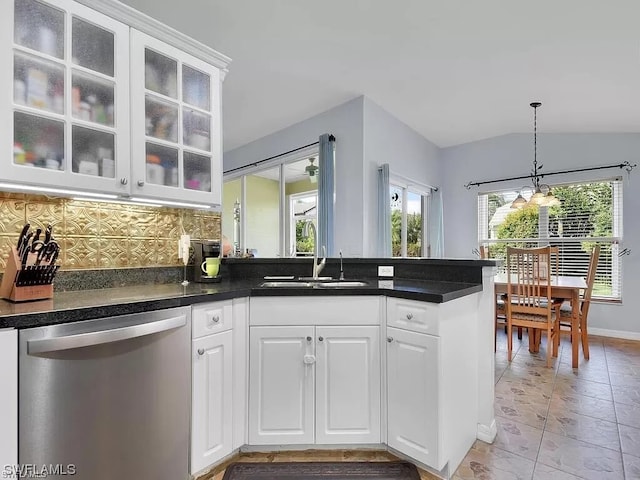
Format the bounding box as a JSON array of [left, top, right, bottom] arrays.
[[441, 133, 640, 336], [224, 97, 365, 257], [362, 98, 442, 256]]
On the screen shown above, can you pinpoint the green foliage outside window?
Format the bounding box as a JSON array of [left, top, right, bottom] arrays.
[[295, 220, 314, 255], [392, 210, 422, 257], [490, 183, 614, 296]]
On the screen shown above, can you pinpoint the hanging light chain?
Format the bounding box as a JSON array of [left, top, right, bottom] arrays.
[[531, 102, 541, 189]]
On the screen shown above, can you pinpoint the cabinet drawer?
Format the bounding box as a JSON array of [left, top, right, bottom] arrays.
[[192, 300, 233, 338], [249, 296, 382, 326], [387, 298, 439, 335]]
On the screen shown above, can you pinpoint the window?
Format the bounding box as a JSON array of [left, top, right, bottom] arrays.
[[222, 149, 319, 257], [478, 178, 623, 301], [290, 192, 317, 256], [390, 183, 428, 257]]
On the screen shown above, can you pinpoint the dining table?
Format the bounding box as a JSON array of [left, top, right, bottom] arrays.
[[494, 274, 588, 368]]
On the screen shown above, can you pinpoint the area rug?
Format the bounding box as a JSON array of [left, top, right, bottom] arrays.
[[222, 461, 421, 480]]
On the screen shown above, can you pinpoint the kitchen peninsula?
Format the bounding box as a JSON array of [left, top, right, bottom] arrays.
[[0, 257, 498, 480]]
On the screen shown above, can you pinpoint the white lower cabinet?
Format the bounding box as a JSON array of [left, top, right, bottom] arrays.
[[386, 296, 478, 476], [191, 330, 233, 473], [191, 300, 240, 475], [387, 326, 439, 467], [249, 326, 315, 445], [248, 297, 382, 446], [315, 326, 380, 444], [0, 328, 17, 469]]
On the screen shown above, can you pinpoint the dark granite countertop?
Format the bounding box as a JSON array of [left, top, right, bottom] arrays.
[[0, 277, 483, 329]]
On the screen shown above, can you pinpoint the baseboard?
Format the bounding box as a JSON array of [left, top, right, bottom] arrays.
[[588, 328, 640, 341], [476, 419, 497, 443], [240, 444, 384, 452]]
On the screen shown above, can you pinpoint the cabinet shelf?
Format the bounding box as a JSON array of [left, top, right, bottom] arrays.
[[144, 136, 180, 150], [71, 118, 116, 135], [72, 65, 116, 85], [13, 104, 66, 123], [14, 47, 65, 69]]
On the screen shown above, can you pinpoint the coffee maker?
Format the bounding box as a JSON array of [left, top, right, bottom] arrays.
[[191, 240, 221, 283]]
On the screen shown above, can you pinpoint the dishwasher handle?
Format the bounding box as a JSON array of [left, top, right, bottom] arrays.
[[27, 315, 186, 354]]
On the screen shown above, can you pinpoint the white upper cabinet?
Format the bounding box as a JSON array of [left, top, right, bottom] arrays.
[[130, 30, 222, 206], [1, 0, 228, 206], [1, 0, 130, 195]]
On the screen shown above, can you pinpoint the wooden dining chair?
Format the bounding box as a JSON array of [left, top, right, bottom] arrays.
[[553, 245, 600, 360], [480, 245, 523, 350], [506, 246, 559, 367]]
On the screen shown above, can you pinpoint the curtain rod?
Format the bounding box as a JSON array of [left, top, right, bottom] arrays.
[[464, 161, 637, 189], [385, 169, 439, 192], [223, 134, 335, 175]]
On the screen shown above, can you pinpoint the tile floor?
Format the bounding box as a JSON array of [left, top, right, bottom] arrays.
[[453, 330, 640, 480], [198, 331, 640, 480]]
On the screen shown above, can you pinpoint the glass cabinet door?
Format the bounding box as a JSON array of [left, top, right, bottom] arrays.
[[69, 14, 117, 179], [132, 29, 220, 204], [8, 0, 129, 191], [13, 0, 65, 169]]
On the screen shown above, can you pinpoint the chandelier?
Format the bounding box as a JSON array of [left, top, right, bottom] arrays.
[[510, 102, 560, 209]]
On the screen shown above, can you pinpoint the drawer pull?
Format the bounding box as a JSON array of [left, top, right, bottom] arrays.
[[210, 315, 220, 324], [406, 312, 414, 320], [197, 348, 205, 356]]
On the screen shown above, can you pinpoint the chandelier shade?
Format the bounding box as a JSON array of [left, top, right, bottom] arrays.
[[510, 102, 559, 209]]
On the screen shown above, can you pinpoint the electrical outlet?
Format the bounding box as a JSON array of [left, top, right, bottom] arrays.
[[378, 265, 394, 277]]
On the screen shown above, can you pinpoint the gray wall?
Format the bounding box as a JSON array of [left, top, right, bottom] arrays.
[[224, 96, 442, 257], [224, 97, 366, 257], [362, 98, 442, 256], [441, 133, 640, 336]]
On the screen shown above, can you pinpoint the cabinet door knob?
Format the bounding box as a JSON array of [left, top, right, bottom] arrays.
[[137, 180, 145, 187], [211, 315, 220, 323], [318, 336, 324, 342], [306, 336, 312, 342], [387, 337, 394, 343], [197, 348, 205, 356], [406, 312, 413, 320], [120, 178, 128, 185]]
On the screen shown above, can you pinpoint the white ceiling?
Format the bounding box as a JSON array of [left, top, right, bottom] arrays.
[[120, 0, 640, 150]]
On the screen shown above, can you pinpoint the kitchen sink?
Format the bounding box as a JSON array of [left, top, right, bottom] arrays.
[[259, 281, 315, 288], [314, 281, 369, 288], [258, 280, 370, 288]]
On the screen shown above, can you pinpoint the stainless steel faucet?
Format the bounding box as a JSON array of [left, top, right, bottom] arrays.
[[302, 220, 326, 279]]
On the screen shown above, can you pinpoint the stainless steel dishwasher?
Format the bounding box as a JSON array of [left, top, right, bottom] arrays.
[[19, 307, 191, 480]]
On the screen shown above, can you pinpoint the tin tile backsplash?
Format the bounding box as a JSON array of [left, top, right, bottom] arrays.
[[0, 192, 221, 270]]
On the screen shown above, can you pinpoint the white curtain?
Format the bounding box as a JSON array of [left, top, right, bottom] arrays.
[[428, 188, 444, 257], [377, 164, 391, 257]]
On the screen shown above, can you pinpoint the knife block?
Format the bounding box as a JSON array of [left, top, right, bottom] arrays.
[[0, 247, 54, 302]]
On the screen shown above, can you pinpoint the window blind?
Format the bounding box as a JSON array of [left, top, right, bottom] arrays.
[[477, 178, 623, 301]]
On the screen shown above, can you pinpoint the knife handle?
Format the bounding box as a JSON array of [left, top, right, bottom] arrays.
[[44, 224, 52, 244]]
